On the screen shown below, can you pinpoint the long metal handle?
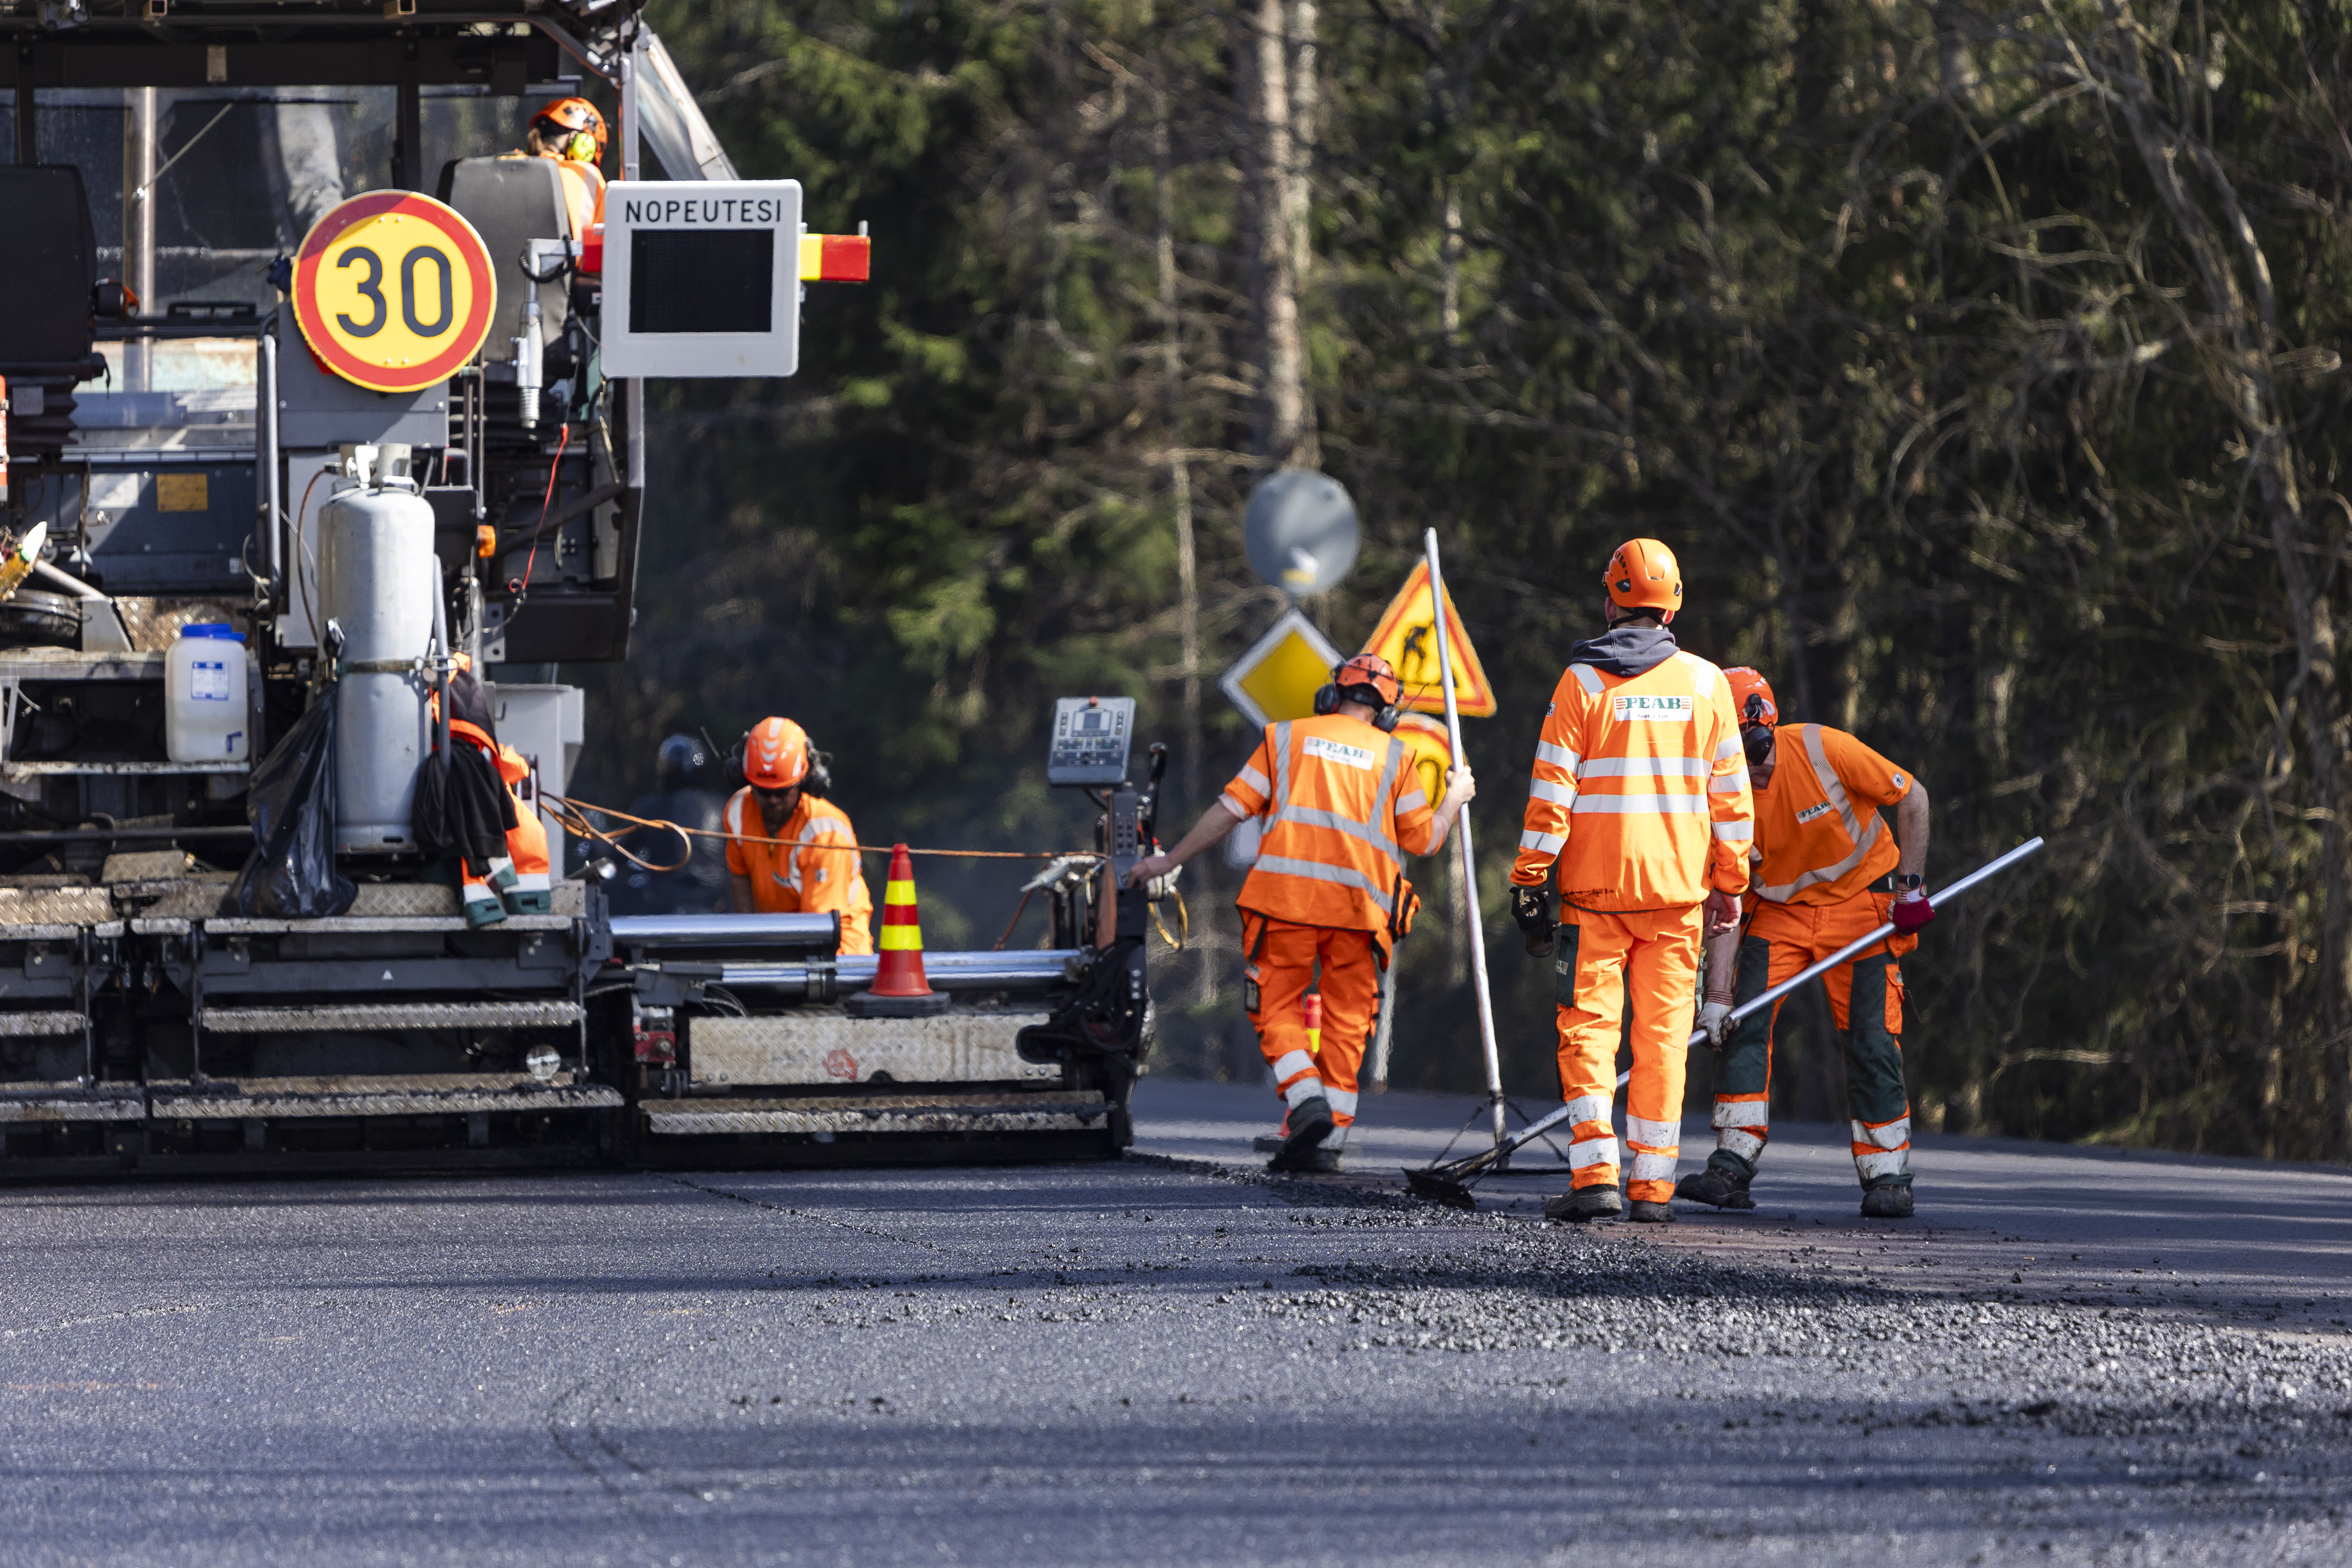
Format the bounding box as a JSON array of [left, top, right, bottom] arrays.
[[1510, 836, 2047, 1155], [1424, 528, 1506, 1146]]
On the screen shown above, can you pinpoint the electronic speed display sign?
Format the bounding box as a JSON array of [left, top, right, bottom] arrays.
[[601, 180, 803, 378], [291, 193, 497, 394]]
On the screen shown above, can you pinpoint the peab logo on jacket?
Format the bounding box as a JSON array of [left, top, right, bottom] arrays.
[[1610, 694, 1694, 722], [1795, 801, 1834, 825], [1302, 735, 1377, 770]]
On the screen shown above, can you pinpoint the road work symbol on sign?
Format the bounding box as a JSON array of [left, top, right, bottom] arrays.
[[1360, 561, 1496, 717], [291, 192, 497, 394], [1218, 607, 1343, 728]]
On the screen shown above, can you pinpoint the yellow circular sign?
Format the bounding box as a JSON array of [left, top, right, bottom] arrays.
[[291, 193, 497, 393]]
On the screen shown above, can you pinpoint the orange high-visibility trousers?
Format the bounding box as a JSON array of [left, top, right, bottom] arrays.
[[1710, 889, 1916, 1188], [1555, 904, 1703, 1203], [1243, 912, 1382, 1132]]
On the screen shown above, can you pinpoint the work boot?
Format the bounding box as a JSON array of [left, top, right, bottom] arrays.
[[1265, 1095, 1336, 1172], [1675, 1165, 1757, 1211], [1543, 1184, 1623, 1224], [1860, 1182, 1915, 1219], [1300, 1146, 1346, 1175], [1625, 1199, 1675, 1224]]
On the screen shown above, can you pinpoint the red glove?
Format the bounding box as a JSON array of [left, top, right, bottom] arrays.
[[1891, 892, 1935, 934]]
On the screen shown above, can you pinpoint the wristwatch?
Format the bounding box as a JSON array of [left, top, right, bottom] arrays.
[[1895, 873, 1924, 892]]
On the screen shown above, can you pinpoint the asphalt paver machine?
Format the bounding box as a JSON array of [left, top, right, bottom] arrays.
[[0, 2, 1153, 1176]]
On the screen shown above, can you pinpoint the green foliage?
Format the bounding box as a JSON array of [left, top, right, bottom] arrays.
[[578, 0, 2352, 1161]]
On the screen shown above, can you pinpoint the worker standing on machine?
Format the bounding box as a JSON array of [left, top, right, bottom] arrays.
[[723, 717, 874, 955], [1125, 656, 1477, 1173], [1677, 667, 1934, 1220], [1508, 539, 1751, 1225], [610, 735, 732, 915], [516, 96, 606, 237]]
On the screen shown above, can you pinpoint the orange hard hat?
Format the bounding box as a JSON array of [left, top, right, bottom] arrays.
[[1332, 653, 1403, 709], [532, 96, 607, 161], [1725, 667, 1778, 728], [1603, 538, 1683, 613], [743, 716, 811, 791]]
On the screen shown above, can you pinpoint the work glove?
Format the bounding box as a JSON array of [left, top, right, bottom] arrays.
[[1510, 884, 1555, 958], [1697, 999, 1734, 1051], [1891, 891, 1936, 935]]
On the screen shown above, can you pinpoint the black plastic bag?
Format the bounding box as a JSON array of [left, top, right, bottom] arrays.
[[232, 698, 357, 918]]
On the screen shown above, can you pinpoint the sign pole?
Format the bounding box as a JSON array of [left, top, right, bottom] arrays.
[[1422, 529, 1507, 1150]]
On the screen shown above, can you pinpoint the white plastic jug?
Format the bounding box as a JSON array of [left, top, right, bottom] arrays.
[[166, 622, 249, 763]]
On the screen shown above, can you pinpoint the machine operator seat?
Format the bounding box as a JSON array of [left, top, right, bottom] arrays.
[[438, 156, 574, 367]]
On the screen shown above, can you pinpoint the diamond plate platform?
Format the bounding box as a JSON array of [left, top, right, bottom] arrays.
[[0, 886, 116, 926], [642, 1089, 1111, 1137], [201, 1001, 585, 1033], [687, 1011, 1059, 1088], [148, 1075, 624, 1119], [0, 1010, 87, 1037], [0, 1082, 143, 1121]]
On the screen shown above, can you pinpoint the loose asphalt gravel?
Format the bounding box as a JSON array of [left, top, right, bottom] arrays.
[[1, 1080, 2348, 1566]]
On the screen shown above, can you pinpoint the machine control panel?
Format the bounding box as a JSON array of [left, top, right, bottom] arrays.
[[1047, 696, 1135, 786]]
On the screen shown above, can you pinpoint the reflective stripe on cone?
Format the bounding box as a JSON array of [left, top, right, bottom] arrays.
[[865, 843, 936, 997]]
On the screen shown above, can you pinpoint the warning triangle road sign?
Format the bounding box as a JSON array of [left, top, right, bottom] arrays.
[[1360, 562, 1496, 718]]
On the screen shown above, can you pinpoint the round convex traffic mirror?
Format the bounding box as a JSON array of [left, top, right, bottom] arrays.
[[1243, 469, 1359, 597]]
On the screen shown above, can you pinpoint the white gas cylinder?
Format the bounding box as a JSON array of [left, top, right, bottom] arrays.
[[164, 623, 249, 762]]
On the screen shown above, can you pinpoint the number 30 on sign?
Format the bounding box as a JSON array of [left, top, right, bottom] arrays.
[[291, 193, 497, 394]]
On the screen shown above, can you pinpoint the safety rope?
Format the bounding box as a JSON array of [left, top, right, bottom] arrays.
[[544, 792, 1109, 872]]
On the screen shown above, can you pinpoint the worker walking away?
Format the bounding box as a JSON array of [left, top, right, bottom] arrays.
[[1676, 668, 1933, 1220], [513, 96, 606, 237], [1508, 540, 1752, 1225], [1126, 656, 1476, 1173], [723, 717, 874, 956], [610, 734, 731, 916]]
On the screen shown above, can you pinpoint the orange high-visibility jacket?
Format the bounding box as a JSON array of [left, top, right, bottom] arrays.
[[1510, 650, 1753, 907], [1747, 723, 1910, 906], [723, 788, 875, 953], [1220, 714, 1443, 931]]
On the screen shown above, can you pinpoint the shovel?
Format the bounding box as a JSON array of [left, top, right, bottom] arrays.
[[1402, 836, 2046, 1209]]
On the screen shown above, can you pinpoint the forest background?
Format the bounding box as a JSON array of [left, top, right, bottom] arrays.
[[565, 0, 2352, 1163]]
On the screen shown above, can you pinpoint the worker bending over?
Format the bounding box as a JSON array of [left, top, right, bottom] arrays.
[[1509, 540, 1752, 1224], [1127, 656, 1475, 1172], [1678, 668, 1933, 1219], [723, 717, 874, 955]]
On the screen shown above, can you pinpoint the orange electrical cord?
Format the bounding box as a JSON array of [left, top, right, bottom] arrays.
[[543, 792, 1108, 873]]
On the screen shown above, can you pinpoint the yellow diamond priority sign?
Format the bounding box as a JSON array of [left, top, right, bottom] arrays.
[[291, 193, 497, 394], [1219, 608, 1343, 728]]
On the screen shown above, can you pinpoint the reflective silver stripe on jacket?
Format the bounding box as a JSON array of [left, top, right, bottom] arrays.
[[1568, 794, 1711, 815], [1251, 854, 1397, 913], [1711, 820, 1754, 841], [1712, 735, 1743, 762], [1536, 740, 1581, 770], [1568, 663, 1604, 696], [1236, 763, 1270, 797], [1520, 829, 1566, 855], [1529, 778, 1576, 806], [1753, 724, 1885, 902], [1272, 721, 1292, 809], [1581, 756, 1706, 779]]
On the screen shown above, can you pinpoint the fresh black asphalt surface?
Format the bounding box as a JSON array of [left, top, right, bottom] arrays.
[[3, 1081, 2349, 1565]]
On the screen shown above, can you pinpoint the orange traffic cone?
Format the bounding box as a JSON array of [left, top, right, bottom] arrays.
[[845, 844, 950, 1018]]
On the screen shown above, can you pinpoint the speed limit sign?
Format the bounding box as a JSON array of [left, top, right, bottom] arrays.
[[291, 192, 497, 394]]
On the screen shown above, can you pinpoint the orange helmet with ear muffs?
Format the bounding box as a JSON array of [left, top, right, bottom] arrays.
[[532, 96, 607, 164], [1724, 667, 1778, 728], [1313, 654, 1404, 732]]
